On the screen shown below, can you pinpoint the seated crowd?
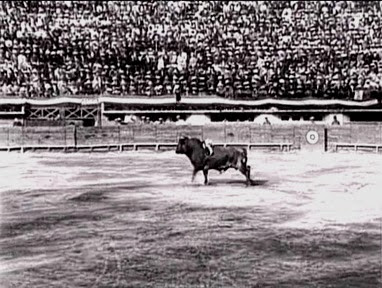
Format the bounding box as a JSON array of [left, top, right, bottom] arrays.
[[1, 1, 382, 100]]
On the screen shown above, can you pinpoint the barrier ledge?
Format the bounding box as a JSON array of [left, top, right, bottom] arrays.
[[334, 143, 382, 153], [0, 142, 294, 153], [0, 145, 71, 153], [214, 142, 293, 151]]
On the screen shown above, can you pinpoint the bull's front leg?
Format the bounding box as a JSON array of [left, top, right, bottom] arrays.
[[239, 164, 251, 186]]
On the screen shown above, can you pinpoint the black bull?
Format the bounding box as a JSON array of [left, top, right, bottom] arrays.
[[175, 137, 252, 185]]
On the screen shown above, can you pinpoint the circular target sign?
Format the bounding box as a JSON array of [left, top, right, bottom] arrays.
[[306, 130, 319, 144]]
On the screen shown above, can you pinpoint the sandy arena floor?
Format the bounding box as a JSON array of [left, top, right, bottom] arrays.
[[0, 150, 381, 287]]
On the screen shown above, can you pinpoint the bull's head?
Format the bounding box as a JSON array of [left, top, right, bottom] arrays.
[[175, 136, 189, 154]]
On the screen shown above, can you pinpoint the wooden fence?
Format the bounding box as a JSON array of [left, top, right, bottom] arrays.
[[1, 123, 382, 152], [0, 124, 295, 147]]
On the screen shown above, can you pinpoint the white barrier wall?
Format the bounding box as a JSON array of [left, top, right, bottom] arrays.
[[186, 114, 211, 125]]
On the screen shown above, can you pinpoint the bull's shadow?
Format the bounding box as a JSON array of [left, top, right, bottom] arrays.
[[195, 178, 268, 187]]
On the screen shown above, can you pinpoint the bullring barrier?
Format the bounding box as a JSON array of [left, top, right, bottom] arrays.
[[1, 123, 382, 153]]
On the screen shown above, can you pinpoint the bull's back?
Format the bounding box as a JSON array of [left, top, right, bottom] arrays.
[[213, 147, 247, 165]]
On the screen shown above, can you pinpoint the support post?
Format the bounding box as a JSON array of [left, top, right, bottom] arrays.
[[64, 125, 67, 146], [60, 107, 65, 121], [73, 125, 77, 147], [224, 123, 227, 143], [118, 125, 121, 144], [21, 125, 24, 147], [97, 102, 103, 127], [324, 128, 328, 152]]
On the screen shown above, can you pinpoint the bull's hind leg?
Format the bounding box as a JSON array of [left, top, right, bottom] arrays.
[[203, 168, 209, 185], [191, 169, 198, 182], [246, 165, 251, 186]]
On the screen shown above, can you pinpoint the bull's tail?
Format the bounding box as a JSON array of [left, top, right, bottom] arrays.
[[242, 148, 247, 158], [241, 148, 248, 164]]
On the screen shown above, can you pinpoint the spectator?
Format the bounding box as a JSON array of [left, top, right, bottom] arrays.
[[175, 114, 186, 125], [331, 115, 340, 125], [13, 117, 22, 126], [0, 1, 381, 101], [263, 117, 271, 125]]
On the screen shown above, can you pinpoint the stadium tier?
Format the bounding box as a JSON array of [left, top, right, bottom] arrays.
[[0, 1, 382, 101]]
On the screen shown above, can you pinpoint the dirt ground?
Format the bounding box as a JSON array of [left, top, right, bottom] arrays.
[[0, 150, 381, 287]]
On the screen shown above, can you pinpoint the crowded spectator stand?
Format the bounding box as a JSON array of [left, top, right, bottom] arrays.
[[0, 1, 382, 103]]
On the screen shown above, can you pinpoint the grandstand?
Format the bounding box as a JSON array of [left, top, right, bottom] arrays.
[[1, 1, 382, 126]]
